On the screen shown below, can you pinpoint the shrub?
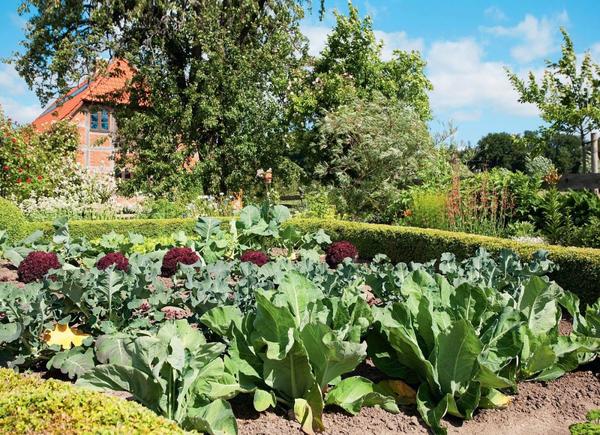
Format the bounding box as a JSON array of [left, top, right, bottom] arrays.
[[240, 250, 269, 266], [0, 368, 185, 434], [325, 240, 358, 268], [161, 247, 200, 277], [293, 218, 600, 304], [96, 252, 129, 271], [17, 251, 61, 283], [0, 197, 26, 241]]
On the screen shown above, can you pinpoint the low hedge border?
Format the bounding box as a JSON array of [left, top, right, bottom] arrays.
[[0, 368, 188, 434], [292, 218, 600, 305], [21, 216, 600, 304]]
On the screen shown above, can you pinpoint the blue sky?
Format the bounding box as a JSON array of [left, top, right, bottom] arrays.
[[1, 1, 599, 146]]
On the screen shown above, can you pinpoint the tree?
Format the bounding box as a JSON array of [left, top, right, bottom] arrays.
[[12, 0, 310, 195], [522, 130, 581, 174], [507, 29, 600, 173], [291, 1, 432, 176], [313, 93, 432, 222], [468, 132, 528, 172]]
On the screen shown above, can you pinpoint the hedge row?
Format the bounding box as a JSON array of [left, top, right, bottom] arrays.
[[24, 217, 200, 241], [292, 218, 600, 305], [15, 215, 600, 304], [0, 368, 188, 434]]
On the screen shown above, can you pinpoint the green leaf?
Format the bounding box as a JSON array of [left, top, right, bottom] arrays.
[[94, 334, 134, 365], [201, 306, 243, 338], [294, 398, 315, 435], [416, 384, 449, 435], [253, 292, 296, 360], [433, 319, 483, 395], [300, 322, 366, 389], [275, 272, 323, 326], [77, 364, 163, 412], [518, 277, 560, 335], [184, 399, 238, 435], [0, 323, 22, 344], [325, 376, 399, 415], [47, 347, 95, 379], [253, 389, 276, 412]]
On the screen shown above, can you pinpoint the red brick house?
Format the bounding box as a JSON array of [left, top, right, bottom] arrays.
[[32, 60, 134, 174]]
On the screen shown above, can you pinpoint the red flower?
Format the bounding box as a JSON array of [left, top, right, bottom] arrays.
[[2, 166, 8, 171], [26, 177, 31, 183], [16, 178, 22, 184], [17, 168, 23, 173], [37, 175, 43, 181], [11, 137, 16, 144]]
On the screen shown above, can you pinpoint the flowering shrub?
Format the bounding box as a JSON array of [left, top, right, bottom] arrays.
[[17, 251, 61, 283], [160, 247, 200, 277], [325, 241, 358, 268], [96, 252, 129, 271], [240, 250, 269, 266], [0, 108, 78, 201], [18, 160, 119, 221]]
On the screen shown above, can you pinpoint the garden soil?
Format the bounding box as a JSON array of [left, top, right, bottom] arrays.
[[233, 363, 600, 435]]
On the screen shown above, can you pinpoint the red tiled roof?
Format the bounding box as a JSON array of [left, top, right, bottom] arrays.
[[32, 59, 134, 131]]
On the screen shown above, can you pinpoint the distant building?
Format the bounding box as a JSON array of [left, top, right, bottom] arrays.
[[32, 60, 134, 174]]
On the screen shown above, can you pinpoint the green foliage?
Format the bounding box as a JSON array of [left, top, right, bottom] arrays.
[[0, 107, 79, 201], [507, 29, 600, 171], [14, 0, 309, 196], [0, 197, 27, 241], [78, 321, 237, 434], [405, 191, 448, 230], [366, 248, 599, 433], [0, 368, 187, 434], [201, 271, 397, 431], [468, 132, 528, 172], [570, 409, 600, 435], [313, 93, 433, 223], [292, 217, 600, 305]]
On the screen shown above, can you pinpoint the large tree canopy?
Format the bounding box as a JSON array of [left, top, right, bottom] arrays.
[[13, 0, 312, 194]]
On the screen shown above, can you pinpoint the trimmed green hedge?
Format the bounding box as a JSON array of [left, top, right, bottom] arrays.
[[0, 368, 189, 434], [0, 198, 27, 241], [23, 216, 600, 304], [292, 218, 600, 305], [25, 217, 200, 241]]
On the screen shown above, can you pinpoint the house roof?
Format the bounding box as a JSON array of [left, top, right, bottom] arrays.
[[32, 59, 134, 131]]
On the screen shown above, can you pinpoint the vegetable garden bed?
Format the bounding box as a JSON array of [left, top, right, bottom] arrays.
[[0, 205, 599, 435]]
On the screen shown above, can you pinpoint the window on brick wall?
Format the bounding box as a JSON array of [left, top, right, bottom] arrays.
[[90, 109, 110, 132]]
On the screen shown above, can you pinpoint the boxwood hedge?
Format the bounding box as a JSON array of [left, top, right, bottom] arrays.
[[22, 216, 600, 304], [0, 368, 189, 434]]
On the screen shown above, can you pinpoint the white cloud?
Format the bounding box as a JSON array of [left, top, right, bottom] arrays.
[[0, 96, 41, 124], [0, 65, 28, 96], [0, 64, 42, 124], [482, 11, 568, 63], [301, 25, 331, 57], [373, 30, 424, 60], [484, 6, 507, 21], [427, 38, 539, 118]]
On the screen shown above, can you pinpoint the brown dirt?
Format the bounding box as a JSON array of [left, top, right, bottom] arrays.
[[234, 366, 600, 435], [0, 260, 21, 287]]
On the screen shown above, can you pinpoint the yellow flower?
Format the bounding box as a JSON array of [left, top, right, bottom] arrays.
[[42, 324, 90, 349]]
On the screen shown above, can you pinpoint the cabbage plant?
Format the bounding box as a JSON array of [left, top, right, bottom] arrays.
[[77, 320, 239, 434]]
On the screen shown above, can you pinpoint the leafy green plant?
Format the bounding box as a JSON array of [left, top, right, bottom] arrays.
[[78, 320, 238, 434], [570, 409, 600, 435], [201, 271, 398, 433], [365, 249, 598, 434]]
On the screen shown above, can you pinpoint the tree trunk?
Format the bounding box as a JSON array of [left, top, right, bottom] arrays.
[[581, 130, 587, 174]]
